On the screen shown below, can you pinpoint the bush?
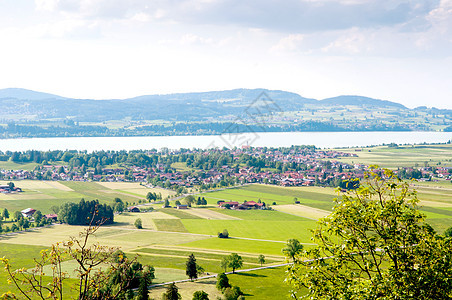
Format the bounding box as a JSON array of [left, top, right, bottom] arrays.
[[218, 229, 229, 238], [192, 290, 209, 300], [216, 273, 231, 291], [134, 218, 143, 229], [223, 286, 243, 300]]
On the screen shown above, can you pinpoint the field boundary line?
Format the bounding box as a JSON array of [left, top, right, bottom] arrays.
[[101, 226, 314, 245], [131, 245, 285, 260], [148, 262, 291, 289]]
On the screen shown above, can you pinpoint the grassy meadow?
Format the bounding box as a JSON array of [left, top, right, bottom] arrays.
[[336, 144, 452, 168], [2, 144, 452, 298]]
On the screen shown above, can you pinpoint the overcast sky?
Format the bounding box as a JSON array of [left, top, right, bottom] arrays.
[[0, 0, 451, 108]]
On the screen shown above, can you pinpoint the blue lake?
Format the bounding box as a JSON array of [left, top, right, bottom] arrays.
[[0, 131, 451, 151]]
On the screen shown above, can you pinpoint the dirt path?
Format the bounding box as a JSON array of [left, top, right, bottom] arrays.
[[148, 262, 291, 288]]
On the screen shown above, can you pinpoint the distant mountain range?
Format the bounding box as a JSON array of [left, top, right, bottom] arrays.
[[0, 88, 410, 122]]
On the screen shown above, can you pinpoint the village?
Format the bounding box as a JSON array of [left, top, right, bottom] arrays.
[[1, 147, 451, 192]]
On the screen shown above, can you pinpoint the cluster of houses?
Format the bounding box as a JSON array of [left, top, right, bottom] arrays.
[[1, 147, 451, 189]]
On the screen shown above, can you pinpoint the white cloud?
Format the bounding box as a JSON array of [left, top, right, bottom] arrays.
[[180, 33, 214, 45], [321, 29, 369, 55], [130, 12, 151, 22], [35, 0, 59, 11], [271, 34, 304, 52], [0, 0, 450, 109]]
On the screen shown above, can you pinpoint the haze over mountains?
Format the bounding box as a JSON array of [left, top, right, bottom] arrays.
[[0, 88, 410, 122]]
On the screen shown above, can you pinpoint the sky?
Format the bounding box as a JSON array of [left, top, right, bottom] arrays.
[[0, 0, 451, 109]]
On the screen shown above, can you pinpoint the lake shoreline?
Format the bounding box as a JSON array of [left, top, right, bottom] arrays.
[[0, 131, 451, 152]]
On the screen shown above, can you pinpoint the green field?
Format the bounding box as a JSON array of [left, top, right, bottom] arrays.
[[202, 184, 337, 211], [337, 144, 452, 168], [2, 154, 452, 299], [0, 180, 172, 214]]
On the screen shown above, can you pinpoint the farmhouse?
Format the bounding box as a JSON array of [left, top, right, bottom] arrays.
[[128, 206, 140, 212], [218, 201, 264, 210], [218, 201, 239, 209], [176, 204, 189, 209], [45, 214, 58, 221], [237, 201, 265, 210], [0, 185, 22, 193], [21, 208, 36, 218]]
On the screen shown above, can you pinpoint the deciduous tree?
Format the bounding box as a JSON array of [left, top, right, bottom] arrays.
[[1, 213, 154, 299], [282, 239, 303, 262], [220, 256, 229, 272], [185, 195, 195, 206], [258, 254, 265, 266], [216, 273, 231, 291], [135, 218, 143, 229], [286, 167, 452, 299], [192, 290, 209, 300], [227, 253, 243, 273]]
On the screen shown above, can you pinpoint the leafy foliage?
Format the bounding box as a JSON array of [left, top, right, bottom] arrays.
[[286, 167, 452, 299], [227, 253, 243, 273], [134, 218, 143, 229], [223, 286, 244, 300], [0, 215, 154, 299], [218, 229, 229, 238], [192, 290, 209, 300], [282, 239, 303, 262], [216, 273, 231, 291], [58, 198, 114, 225], [258, 254, 265, 266]]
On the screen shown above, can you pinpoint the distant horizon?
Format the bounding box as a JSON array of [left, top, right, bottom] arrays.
[[1, 86, 446, 110]]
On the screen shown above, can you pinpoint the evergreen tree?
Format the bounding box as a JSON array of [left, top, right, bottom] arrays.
[[162, 283, 181, 300], [2, 208, 9, 220], [186, 253, 198, 281]]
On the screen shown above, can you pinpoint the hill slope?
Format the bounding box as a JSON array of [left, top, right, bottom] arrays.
[[0, 88, 407, 122]]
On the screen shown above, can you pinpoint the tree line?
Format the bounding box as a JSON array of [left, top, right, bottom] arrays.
[[0, 119, 417, 139]]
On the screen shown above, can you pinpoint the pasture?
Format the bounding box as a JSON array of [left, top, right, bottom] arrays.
[[0, 180, 171, 214], [336, 144, 452, 168], [2, 148, 452, 298]]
